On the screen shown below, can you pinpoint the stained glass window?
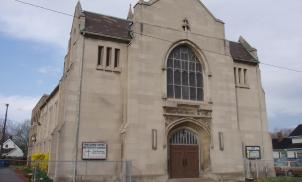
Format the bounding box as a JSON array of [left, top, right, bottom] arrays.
[[167, 45, 203, 101]]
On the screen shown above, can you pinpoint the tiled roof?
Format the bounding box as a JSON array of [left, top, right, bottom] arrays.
[[229, 41, 258, 63], [272, 138, 292, 150], [83, 11, 131, 41], [272, 138, 302, 150], [82, 11, 258, 63], [289, 124, 302, 137]]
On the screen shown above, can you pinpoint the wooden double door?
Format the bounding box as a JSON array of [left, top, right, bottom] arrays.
[[170, 145, 199, 178]]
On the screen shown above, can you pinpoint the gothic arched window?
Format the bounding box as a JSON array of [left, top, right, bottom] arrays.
[[170, 129, 198, 145], [167, 45, 203, 101]]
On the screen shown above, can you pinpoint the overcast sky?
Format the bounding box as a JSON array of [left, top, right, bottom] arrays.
[[0, 0, 301, 131]]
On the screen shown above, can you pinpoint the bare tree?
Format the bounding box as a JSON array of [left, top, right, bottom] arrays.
[[9, 120, 31, 157], [270, 128, 294, 139]]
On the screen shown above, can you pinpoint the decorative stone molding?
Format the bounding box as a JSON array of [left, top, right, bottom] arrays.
[[163, 102, 212, 136], [165, 117, 211, 137]]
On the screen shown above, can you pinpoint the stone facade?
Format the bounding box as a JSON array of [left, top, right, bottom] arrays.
[[29, 0, 273, 181]]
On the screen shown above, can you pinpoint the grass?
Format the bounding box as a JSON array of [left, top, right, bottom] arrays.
[[11, 165, 53, 182], [259, 177, 302, 182]]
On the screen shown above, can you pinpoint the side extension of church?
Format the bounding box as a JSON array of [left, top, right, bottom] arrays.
[[28, 0, 273, 181]]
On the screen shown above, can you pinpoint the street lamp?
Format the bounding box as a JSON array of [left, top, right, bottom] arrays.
[[0, 104, 9, 158]]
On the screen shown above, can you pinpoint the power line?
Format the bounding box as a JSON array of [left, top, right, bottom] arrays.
[[15, 0, 73, 17], [14, 0, 224, 41], [14, 0, 302, 73], [260, 62, 302, 73]]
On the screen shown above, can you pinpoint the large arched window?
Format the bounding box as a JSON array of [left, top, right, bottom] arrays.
[[167, 45, 203, 101]]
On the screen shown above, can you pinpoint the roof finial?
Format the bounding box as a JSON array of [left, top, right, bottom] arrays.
[[127, 4, 133, 20], [75, 0, 82, 11]]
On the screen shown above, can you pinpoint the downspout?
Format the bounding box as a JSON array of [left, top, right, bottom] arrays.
[[256, 66, 265, 159], [234, 68, 246, 177], [73, 35, 86, 182]]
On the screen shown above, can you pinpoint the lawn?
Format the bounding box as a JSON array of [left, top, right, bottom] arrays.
[[259, 177, 302, 182]]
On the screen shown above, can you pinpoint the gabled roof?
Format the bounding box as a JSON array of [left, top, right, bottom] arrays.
[[289, 124, 302, 137], [229, 41, 258, 64], [82, 11, 132, 42], [272, 137, 302, 150], [80, 10, 258, 64], [2, 148, 14, 154], [272, 138, 291, 150], [134, 0, 224, 23]]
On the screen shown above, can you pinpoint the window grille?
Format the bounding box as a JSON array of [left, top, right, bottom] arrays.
[[170, 129, 198, 145], [167, 45, 203, 101]]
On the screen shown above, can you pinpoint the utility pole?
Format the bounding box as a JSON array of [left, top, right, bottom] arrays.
[[0, 104, 9, 158]]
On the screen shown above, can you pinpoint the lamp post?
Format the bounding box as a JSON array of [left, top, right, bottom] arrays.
[[0, 104, 9, 158]]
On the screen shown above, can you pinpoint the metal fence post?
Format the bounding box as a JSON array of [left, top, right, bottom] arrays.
[[127, 161, 132, 182], [256, 161, 259, 180], [33, 162, 36, 182], [85, 161, 87, 182]]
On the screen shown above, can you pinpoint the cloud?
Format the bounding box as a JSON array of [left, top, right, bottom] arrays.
[[202, 0, 302, 130], [37, 66, 60, 76], [0, 0, 301, 130], [0, 94, 39, 123], [0, 0, 138, 48]]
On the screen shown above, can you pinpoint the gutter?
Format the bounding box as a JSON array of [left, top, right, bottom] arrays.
[[81, 30, 131, 43]]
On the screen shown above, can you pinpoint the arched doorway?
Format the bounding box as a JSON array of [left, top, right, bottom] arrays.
[[169, 128, 199, 178]]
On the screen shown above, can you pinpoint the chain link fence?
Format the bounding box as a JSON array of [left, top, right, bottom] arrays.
[[0, 159, 132, 182], [244, 159, 275, 180]]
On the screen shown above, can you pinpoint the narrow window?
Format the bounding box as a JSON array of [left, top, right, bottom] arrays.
[[114, 49, 120, 68], [97, 46, 103, 66], [219, 132, 224, 151], [238, 68, 242, 84], [244, 69, 247, 85], [106, 47, 112, 67], [152, 129, 157, 150], [234, 67, 237, 84]]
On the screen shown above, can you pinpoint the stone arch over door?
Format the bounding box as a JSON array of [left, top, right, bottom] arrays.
[[167, 118, 211, 178]]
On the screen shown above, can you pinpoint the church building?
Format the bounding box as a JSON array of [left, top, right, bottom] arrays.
[[28, 0, 273, 181]]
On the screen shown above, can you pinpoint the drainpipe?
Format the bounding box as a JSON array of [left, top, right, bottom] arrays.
[[73, 35, 86, 182], [256, 66, 265, 159]]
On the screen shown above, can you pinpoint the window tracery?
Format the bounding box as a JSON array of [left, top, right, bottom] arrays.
[[167, 45, 203, 101]]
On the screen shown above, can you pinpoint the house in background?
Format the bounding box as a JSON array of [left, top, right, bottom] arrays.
[[273, 124, 302, 160], [1, 138, 24, 158]]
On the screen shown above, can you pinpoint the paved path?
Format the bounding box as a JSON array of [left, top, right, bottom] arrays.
[[0, 167, 24, 182]]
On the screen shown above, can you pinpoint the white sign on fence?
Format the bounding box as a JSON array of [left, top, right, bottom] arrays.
[[246, 146, 261, 160], [82, 142, 107, 160]]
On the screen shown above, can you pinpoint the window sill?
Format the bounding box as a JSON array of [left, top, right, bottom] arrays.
[[163, 98, 212, 110], [236, 84, 249, 89], [96, 65, 121, 73]]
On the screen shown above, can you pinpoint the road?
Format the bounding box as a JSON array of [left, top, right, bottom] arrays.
[[0, 167, 24, 182]]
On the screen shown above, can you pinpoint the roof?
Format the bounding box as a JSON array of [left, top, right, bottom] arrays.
[[81, 11, 257, 63], [40, 84, 59, 109], [272, 138, 302, 150], [229, 41, 258, 64], [82, 11, 132, 41], [272, 138, 292, 150], [1, 148, 14, 154], [289, 124, 302, 137]]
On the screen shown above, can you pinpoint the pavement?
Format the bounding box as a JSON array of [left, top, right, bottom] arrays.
[[0, 167, 24, 182]]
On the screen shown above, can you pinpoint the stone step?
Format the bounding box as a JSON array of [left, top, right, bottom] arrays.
[[167, 178, 216, 182], [167, 176, 245, 182]]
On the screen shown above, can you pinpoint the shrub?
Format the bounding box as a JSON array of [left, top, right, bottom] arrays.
[[31, 153, 49, 172]]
